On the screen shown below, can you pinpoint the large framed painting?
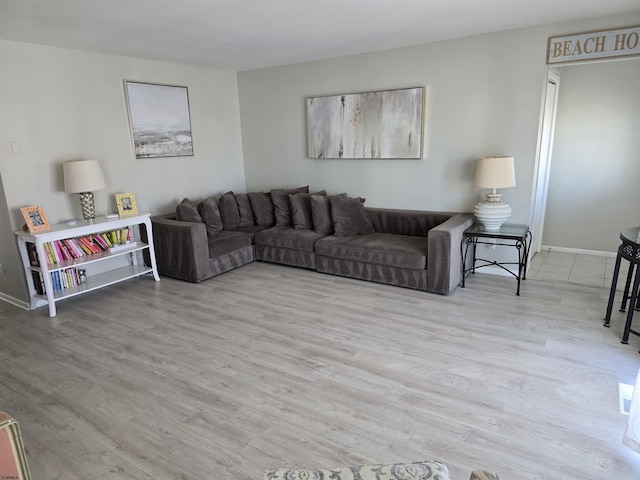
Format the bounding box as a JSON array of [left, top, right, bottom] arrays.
[[307, 87, 424, 159], [124, 81, 194, 159]]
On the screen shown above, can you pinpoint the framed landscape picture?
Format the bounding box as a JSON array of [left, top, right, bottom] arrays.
[[307, 87, 424, 159], [124, 81, 194, 159]]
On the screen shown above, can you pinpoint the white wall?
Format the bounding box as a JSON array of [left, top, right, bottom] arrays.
[[543, 59, 640, 252], [0, 39, 247, 303], [238, 13, 640, 228]]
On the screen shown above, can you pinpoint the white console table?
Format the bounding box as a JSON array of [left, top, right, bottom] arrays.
[[15, 213, 160, 317]]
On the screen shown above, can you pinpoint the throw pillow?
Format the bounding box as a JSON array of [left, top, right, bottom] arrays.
[[248, 191, 275, 227], [235, 193, 255, 227], [310, 194, 335, 235], [330, 194, 374, 237], [290, 190, 327, 230], [197, 197, 223, 236], [271, 186, 309, 226], [175, 198, 202, 223], [218, 191, 240, 230]]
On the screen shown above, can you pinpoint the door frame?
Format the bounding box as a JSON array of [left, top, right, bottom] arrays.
[[529, 69, 561, 255]]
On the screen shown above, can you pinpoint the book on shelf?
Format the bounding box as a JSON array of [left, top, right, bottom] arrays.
[[31, 271, 45, 295], [26, 242, 40, 267]]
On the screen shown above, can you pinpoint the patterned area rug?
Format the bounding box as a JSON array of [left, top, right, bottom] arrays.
[[263, 460, 450, 480]]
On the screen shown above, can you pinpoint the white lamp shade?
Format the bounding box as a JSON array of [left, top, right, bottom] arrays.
[[474, 156, 516, 189], [63, 160, 106, 193]]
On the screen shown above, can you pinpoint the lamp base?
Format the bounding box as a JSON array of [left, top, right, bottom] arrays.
[[78, 191, 96, 220], [474, 200, 512, 231]]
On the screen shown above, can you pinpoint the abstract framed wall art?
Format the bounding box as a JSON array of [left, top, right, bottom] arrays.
[[307, 87, 424, 159], [124, 81, 194, 159]]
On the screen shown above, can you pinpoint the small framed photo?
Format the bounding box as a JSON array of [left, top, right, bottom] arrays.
[[115, 193, 138, 216], [20, 206, 50, 233]]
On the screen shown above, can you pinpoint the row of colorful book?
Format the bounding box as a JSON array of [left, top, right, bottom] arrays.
[[31, 267, 86, 295], [27, 228, 132, 266]]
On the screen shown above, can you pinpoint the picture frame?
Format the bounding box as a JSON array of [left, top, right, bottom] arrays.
[[20, 206, 50, 233], [124, 80, 194, 159], [115, 193, 138, 216], [307, 86, 424, 159]]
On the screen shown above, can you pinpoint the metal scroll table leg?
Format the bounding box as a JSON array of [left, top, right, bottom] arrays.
[[605, 252, 622, 327], [622, 265, 640, 344]]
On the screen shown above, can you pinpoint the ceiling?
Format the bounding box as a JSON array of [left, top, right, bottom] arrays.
[[1, 0, 639, 71]]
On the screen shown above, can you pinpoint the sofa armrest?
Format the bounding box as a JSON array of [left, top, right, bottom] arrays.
[[151, 214, 212, 282], [470, 470, 499, 480], [427, 213, 474, 294]]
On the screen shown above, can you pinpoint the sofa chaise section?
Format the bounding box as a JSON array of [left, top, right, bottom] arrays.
[[314, 208, 473, 294], [151, 213, 254, 282]]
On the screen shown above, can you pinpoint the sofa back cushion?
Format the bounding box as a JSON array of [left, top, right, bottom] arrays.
[[176, 198, 202, 223], [218, 191, 240, 230], [330, 194, 375, 237], [310, 194, 334, 235], [291, 190, 327, 230], [197, 197, 224, 236], [271, 186, 309, 226], [235, 193, 255, 227], [248, 192, 275, 227]]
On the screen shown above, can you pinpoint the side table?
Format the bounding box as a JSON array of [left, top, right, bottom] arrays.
[[603, 226, 640, 344], [461, 223, 532, 295]]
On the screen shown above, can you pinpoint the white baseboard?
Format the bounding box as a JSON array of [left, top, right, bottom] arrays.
[[540, 245, 616, 258], [0, 292, 29, 310]]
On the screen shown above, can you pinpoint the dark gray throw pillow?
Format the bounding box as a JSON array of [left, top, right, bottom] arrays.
[[310, 194, 335, 235], [197, 197, 223, 236], [235, 193, 255, 227], [176, 198, 202, 223], [271, 186, 309, 227], [218, 191, 240, 230], [330, 194, 374, 237], [291, 190, 327, 230], [248, 191, 275, 227]]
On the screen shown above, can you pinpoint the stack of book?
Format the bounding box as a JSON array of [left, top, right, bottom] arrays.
[[41, 228, 132, 265]]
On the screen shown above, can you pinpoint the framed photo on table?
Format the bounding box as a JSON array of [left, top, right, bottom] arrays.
[[115, 193, 138, 216], [20, 205, 50, 233]]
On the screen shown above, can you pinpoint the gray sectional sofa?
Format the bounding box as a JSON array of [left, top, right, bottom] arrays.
[[151, 187, 473, 295]]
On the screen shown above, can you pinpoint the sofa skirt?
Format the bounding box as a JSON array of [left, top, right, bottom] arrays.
[[255, 245, 317, 269], [315, 255, 428, 291], [210, 245, 254, 277]]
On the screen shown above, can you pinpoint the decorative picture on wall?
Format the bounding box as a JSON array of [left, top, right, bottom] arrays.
[[115, 193, 138, 216], [20, 206, 50, 232], [307, 87, 424, 159], [124, 81, 194, 159]]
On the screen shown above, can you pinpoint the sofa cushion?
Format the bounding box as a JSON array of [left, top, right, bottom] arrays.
[[176, 198, 202, 223], [330, 194, 374, 237], [291, 190, 326, 230], [248, 192, 275, 227], [235, 193, 255, 227], [218, 191, 240, 230], [207, 231, 253, 258], [271, 186, 309, 226], [255, 226, 327, 252], [311, 194, 334, 235], [197, 197, 223, 236], [315, 232, 428, 269]]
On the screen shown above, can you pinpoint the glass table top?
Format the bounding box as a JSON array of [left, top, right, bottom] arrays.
[[621, 226, 640, 245], [465, 223, 530, 238]]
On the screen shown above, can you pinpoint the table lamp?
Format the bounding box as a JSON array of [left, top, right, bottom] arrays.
[[473, 156, 516, 231], [63, 159, 106, 221]]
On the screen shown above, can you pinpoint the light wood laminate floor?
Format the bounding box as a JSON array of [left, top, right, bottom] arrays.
[[2, 262, 640, 480]]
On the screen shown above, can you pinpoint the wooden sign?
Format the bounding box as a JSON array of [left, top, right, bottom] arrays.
[[547, 26, 640, 65]]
